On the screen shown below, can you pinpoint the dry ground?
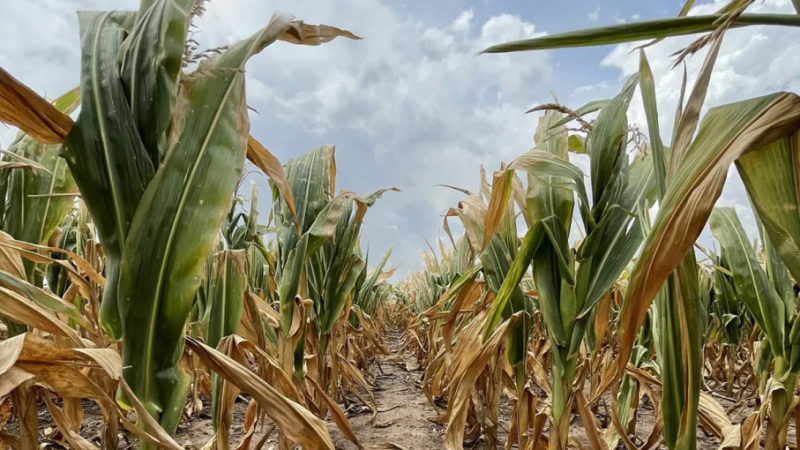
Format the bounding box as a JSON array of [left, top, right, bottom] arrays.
[[5, 328, 796, 449]]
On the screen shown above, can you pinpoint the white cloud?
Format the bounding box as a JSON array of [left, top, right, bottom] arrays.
[[631, 13, 641, 20], [190, 2, 557, 279], [602, 0, 798, 141], [588, 6, 600, 22], [573, 80, 609, 95], [452, 9, 475, 34], [0, 0, 558, 278]]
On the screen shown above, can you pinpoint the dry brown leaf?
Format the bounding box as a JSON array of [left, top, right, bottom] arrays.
[[698, 392, 733, 439], [11, 379, 37, 450], [234, 400, 259, 450], [0, 232, 26, 281], [741, 410, 763, 450], [365, 443, 410, 450], [280, 21, 361, 46], [186, 336, 335, 450], [617, 92, 800, 386], [215, 338, 248, 450], [0, 67, 74, 144], [594, 293, 611, 345], [0, 231, 105, 288], [717, 425, 742, 449], [43, 395, 96, 450], [327, 144, 337, 198], [0, 290, 85, 347], [246, 136, 300, 236], [576, 389, 609, 450], [0, 367, 34, 399], [73, 348, 122, 380], [444, 311, 519, 450], [0, 431, 20, 450], [307, 374, 362, 448]]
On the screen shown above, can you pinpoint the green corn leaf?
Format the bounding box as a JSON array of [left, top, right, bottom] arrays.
[[116, 13, 296, 437], [668, 37, 723, 176], [355, 245, 392, 308], [639, 50, 667, 199], [711, 257, 742, 345], [567, 135, 586, 154], [320, 254, 365, 335], [480, 14, 800, 54], [529, 111, 575, 229], [755, 339, 773, 382], [484, 149, 591, 245], [588, 74, 638, 210], [275, 145, 332, 263], [63, 11, 153, 339], [305, 193, 358, 256], [273, 145, 333, 335], [647, 195, 703, 450], [121, 0, 196, 166], [760, 226, 795, 320], [201, 250, 247, 350], [576, 154, 654, 318], [540, 215, 574, 286], [278, 238, 308, 334], [483, 219, 546, 339], [533, 242, 567, 347], [709, 207, 786, 358], [737, 132, 800, 283]]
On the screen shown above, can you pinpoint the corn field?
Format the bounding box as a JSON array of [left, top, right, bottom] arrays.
[[1, 0, 800, 449]]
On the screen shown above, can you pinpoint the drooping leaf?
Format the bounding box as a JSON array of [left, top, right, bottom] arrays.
[[617, 92, 800, 384], [1, 87, 81, 287], [0, 67, 75, 144], [246, 136, 300, 235]]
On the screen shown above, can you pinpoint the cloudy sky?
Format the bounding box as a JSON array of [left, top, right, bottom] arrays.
[[2, 0, 798, 278]]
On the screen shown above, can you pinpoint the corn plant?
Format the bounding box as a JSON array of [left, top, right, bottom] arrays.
[[710, 207, 799, 449], [478, 2, 800, 448], [62, 8, 301, 440], [352, 245, 393, 318], [480, 73, 656, 448], [0, 1, 359, 447]]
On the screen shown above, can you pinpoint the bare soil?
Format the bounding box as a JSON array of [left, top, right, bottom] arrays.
[[5, 328, 795, 449]]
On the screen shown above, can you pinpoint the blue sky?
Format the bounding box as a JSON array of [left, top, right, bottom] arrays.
[[1, 0, 798, 278]]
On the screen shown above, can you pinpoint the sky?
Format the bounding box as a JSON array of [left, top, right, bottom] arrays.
[[1, 0, 798, 279]]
